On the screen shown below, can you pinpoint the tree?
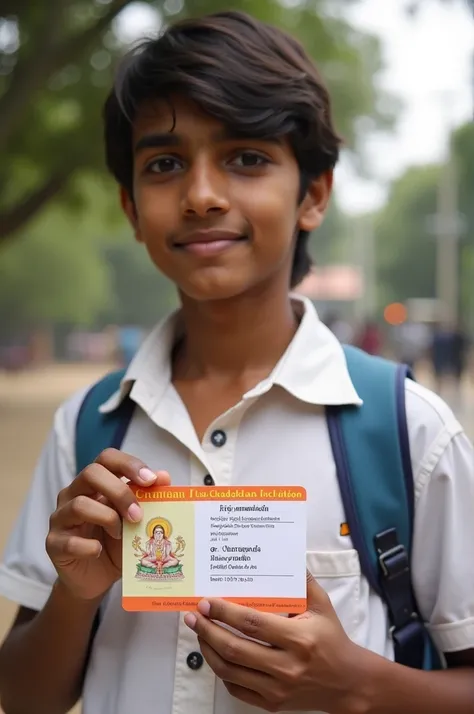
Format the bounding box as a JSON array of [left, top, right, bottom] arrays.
[[374, 121, 474, 325], [0, 166, 181, 333], [0, 174, 116, 333], [452, 122, 474, 236], [375, 165, 439, 309], [0, 0, 393, 244], [0, 0, 132, 242], [308, 198, 350, 266], [452, 122, 474, 326], [404, 0, 474, 15]]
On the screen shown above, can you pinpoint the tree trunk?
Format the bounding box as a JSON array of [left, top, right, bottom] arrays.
[[0, 169, 73, 243]]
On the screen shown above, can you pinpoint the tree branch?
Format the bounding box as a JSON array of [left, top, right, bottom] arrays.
[[0, 0, 66, 148], [0, 167, 75, 243], [55, 0, 132, 68], [0, 0, 31, 17], [0, 0, 133, 150]]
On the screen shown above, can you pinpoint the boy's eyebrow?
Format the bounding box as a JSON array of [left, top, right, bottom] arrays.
[[134, 130, 283, 153], [214, 128, 284, 145], [135, 133, 181, 152]]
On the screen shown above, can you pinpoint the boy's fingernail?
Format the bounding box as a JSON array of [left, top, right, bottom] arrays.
[[127, 503, 142, 522], [184, 613, 197, 629], [138, 468, 157, 485], [197, 600, 211, 616]]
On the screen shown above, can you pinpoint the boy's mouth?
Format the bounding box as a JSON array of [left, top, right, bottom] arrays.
[[173, 229, 248, 256]]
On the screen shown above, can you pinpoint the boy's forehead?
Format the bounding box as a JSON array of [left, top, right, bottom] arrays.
[[132, 96, 225, 142], [131, 94, 293, 157]]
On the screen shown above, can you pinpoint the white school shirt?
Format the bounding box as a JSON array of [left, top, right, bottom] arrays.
[[1, 296, 473, 714]]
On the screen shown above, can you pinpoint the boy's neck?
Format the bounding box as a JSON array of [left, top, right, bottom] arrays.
[[175, 283, 299, 380]]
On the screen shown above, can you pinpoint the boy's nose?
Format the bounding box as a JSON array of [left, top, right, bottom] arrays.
[[181, 163, 230, 218]]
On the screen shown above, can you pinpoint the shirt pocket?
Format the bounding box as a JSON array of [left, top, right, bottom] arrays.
[[306, 549, 362, 640]]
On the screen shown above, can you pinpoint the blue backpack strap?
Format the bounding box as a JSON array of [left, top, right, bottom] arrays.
[[75, 369, 134, 474], [326, 345, 437, 669]]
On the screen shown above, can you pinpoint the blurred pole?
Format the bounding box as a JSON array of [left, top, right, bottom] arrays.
[[364, 217, 377, 318], [428, 91, 465, 326], [353, 215, 376, 321], [472, 50, 474, 119], [435, 140, 460, 325]]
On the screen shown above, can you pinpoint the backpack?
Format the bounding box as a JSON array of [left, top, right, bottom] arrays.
[[76, 345, 441, 671]]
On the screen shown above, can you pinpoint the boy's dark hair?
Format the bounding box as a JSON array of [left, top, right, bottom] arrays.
[[104, 10, 342, 287]]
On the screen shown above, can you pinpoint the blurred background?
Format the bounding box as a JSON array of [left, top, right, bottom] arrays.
[[0, 1, 473, 709]]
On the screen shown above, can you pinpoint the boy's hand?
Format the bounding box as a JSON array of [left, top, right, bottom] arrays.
[[184, 572, 367, 713], [46, 448, 171, 601]]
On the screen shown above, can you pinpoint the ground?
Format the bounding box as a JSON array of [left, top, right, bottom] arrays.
[[0, 361, 472, 713], [0, 363, 111, 714]]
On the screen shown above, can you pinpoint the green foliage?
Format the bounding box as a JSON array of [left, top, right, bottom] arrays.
[[0, 171, 178, 332], [376, 165, 439, 305], [309, 197, 350, 266], [0, 175, 115, 330], [404, 0, 474, 16], [374, 121, 474, 324], [453, 123, 474, 241]]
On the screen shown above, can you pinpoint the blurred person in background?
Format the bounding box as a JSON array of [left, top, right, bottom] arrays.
[[431, 321, 469, 402], [325, 312, 355, 345], [393, 320, 431, 373], [0, 10, 473, 714], [451, 324, 470, 391], [356, 319, 382, 356]]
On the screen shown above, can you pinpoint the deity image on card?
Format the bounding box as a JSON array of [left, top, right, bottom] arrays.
[[132, 517, 186, 581]]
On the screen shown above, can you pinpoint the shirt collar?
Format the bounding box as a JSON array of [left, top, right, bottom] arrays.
[[99, 295, 362, 414]]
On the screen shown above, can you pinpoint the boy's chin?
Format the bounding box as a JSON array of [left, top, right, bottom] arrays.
[[180, 285, 248, 303], [178, 275, 259, 304]]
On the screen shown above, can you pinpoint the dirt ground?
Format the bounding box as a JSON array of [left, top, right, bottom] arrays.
[[0, 363, 112, 714], [0, 362, 472, 713]]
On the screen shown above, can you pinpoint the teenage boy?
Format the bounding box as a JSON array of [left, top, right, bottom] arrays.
[[0, 11, 473, 714]]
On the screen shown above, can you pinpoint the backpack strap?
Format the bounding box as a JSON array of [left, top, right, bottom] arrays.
[[75, 369, 136, 672], [326, 345, 437, 669], [75, 369, 134, 474]]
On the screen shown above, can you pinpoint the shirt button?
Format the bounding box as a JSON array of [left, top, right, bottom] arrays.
[[204, 474, 214, 486], [211, 429, 227, 448], [186, 651, 204, 670]]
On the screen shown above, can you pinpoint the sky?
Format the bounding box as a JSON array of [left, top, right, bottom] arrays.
[[117, 0, 474, 214], [338, 0, 474, 213]]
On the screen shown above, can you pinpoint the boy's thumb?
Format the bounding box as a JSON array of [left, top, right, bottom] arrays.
[[306, 569, 334, 615]]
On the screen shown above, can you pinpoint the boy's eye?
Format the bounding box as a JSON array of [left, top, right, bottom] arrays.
[[146, 156, 183, 174], [231, 152, 269, 168]]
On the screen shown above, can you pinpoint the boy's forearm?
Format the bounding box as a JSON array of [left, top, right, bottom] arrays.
[[0, 580, 102, 714], [355, 648, 474, 714]]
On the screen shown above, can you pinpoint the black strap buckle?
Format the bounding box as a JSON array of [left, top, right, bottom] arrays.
[[374, 528, 425, 668], [378, 543, 409, 579]]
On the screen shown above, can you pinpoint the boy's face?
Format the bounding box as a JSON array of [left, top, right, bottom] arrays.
[[122, 96, 331, 301]]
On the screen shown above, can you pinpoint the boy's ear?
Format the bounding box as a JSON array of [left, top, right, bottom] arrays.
[[120, 187, 143, 243], [298, 170, 333, 233]]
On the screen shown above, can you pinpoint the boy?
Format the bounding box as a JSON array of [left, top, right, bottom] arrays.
[[0, 10, 473, 714]]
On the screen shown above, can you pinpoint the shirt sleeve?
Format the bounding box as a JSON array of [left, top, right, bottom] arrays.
[[408, 383, 474, 653], [0, 389, 86, 612]]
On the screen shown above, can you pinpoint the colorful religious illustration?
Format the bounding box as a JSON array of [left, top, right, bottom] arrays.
[[132, 517, 186, 581]]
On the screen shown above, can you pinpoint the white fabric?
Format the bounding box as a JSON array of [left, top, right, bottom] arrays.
[[0, 296, 473, 714]]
